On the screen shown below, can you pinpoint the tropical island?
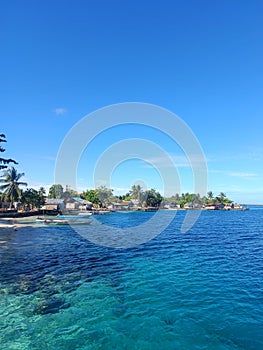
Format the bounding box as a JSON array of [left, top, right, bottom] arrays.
[[0, 133, 247, 218]]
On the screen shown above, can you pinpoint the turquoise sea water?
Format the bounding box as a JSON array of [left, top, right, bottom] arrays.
[[0, 210, 263, 349]]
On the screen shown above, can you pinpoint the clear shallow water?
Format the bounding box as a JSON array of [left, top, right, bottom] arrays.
[[0, 210, 263, 349]]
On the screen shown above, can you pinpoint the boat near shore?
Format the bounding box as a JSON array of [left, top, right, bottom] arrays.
[[35, 217, 91, 225], [92, 210, 110, 215], [78, 212, 93, 216]]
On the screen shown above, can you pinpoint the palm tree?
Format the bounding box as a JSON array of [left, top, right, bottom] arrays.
[[216, 192, 226, 204], [38, 186, 46, 199], [207, 191, 214, 200], [131, 184, 143, 201], [0, 167, 27, 208]]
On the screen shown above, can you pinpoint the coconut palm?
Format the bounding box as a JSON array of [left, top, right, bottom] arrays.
[[131, 184, 143, 201], [217, 192, 226, 203], [207, 191, 214, 200], [0, 167, 27, 208]]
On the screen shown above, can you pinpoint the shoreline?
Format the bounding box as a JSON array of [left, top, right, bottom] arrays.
[[0, 207, 251, 230], [0, 216, 42, 229]]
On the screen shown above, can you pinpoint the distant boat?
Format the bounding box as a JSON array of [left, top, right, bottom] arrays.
[[69, 220, 91, 225], [52, 219, 70, 225], [35, 218, 53, 224], [93, 210, 110, 215], [78, 212, 92, 216], [35, 217, 91, 225]]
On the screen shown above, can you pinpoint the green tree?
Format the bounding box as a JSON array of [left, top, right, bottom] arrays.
[[62, 185, 79, 198], [207, 191, 214, 200], [124, 193, 132, 201], [215, 192, 227, 204], [0, 167, 27, 208], [38, 187, 46, 199], [145, 189, 163, 207], [131, 185, 143, 201], [0, 134, 17, 170], [218, 192, 232, 204], [96, 186, 114, 207], [81, 189, 100, 205], [174, 193, 180, 202], [21, 188, 44, 210], [219, 192, 226, 200], [164, 193, 180, 205], [48, 184, 64, 199], [178, 192, 188, 207], [178, 200, 184, 208], [191, 193, 203, 208]]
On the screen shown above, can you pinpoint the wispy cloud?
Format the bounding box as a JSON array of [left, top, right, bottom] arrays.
[[142, 154, 208, 169], [142, 155, 194, 168], [229, 172, 259, 179], [207, 151, 263, 163], [208, 169, 260, 180], [54, 107, 67, 115], [142, 155, 189, 168]]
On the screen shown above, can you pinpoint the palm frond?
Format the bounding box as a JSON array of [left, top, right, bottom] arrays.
[[17, 181, 28, 187], [16, 172, 25, 181], [0, 184, 10, 191]]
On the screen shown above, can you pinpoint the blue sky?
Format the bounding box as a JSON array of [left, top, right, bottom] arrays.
[[1, 0, 263, 203]]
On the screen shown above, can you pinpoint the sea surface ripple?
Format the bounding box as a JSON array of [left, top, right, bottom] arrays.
[[0, 209, 263, 349]]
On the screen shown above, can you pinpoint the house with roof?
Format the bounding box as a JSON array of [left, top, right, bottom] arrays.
[[109, 201, 133, 211], [163, 202, 180, 209], [64, 197, 93, 211], [40, 199, 65, 214]]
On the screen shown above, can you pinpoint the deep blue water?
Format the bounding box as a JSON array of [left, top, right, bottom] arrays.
[[0, 210, 263, 349]]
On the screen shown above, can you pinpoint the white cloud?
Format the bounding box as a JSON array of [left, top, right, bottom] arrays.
[[54, 108, 67, 115], [207, 151, 263, 162], [208, 169, 260, 179], [229, 172, 259, 179], [141, 154, 209, 169], [142, 155, 189, 168]]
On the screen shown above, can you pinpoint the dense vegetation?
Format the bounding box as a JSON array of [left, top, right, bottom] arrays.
[[0, 132, 234, 211], [80, 186, 233, 209], [0, 167, 27, 208], [165, 191, 233, 208], [0, 133, 45, 210], [81, 185, 163, 208]]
